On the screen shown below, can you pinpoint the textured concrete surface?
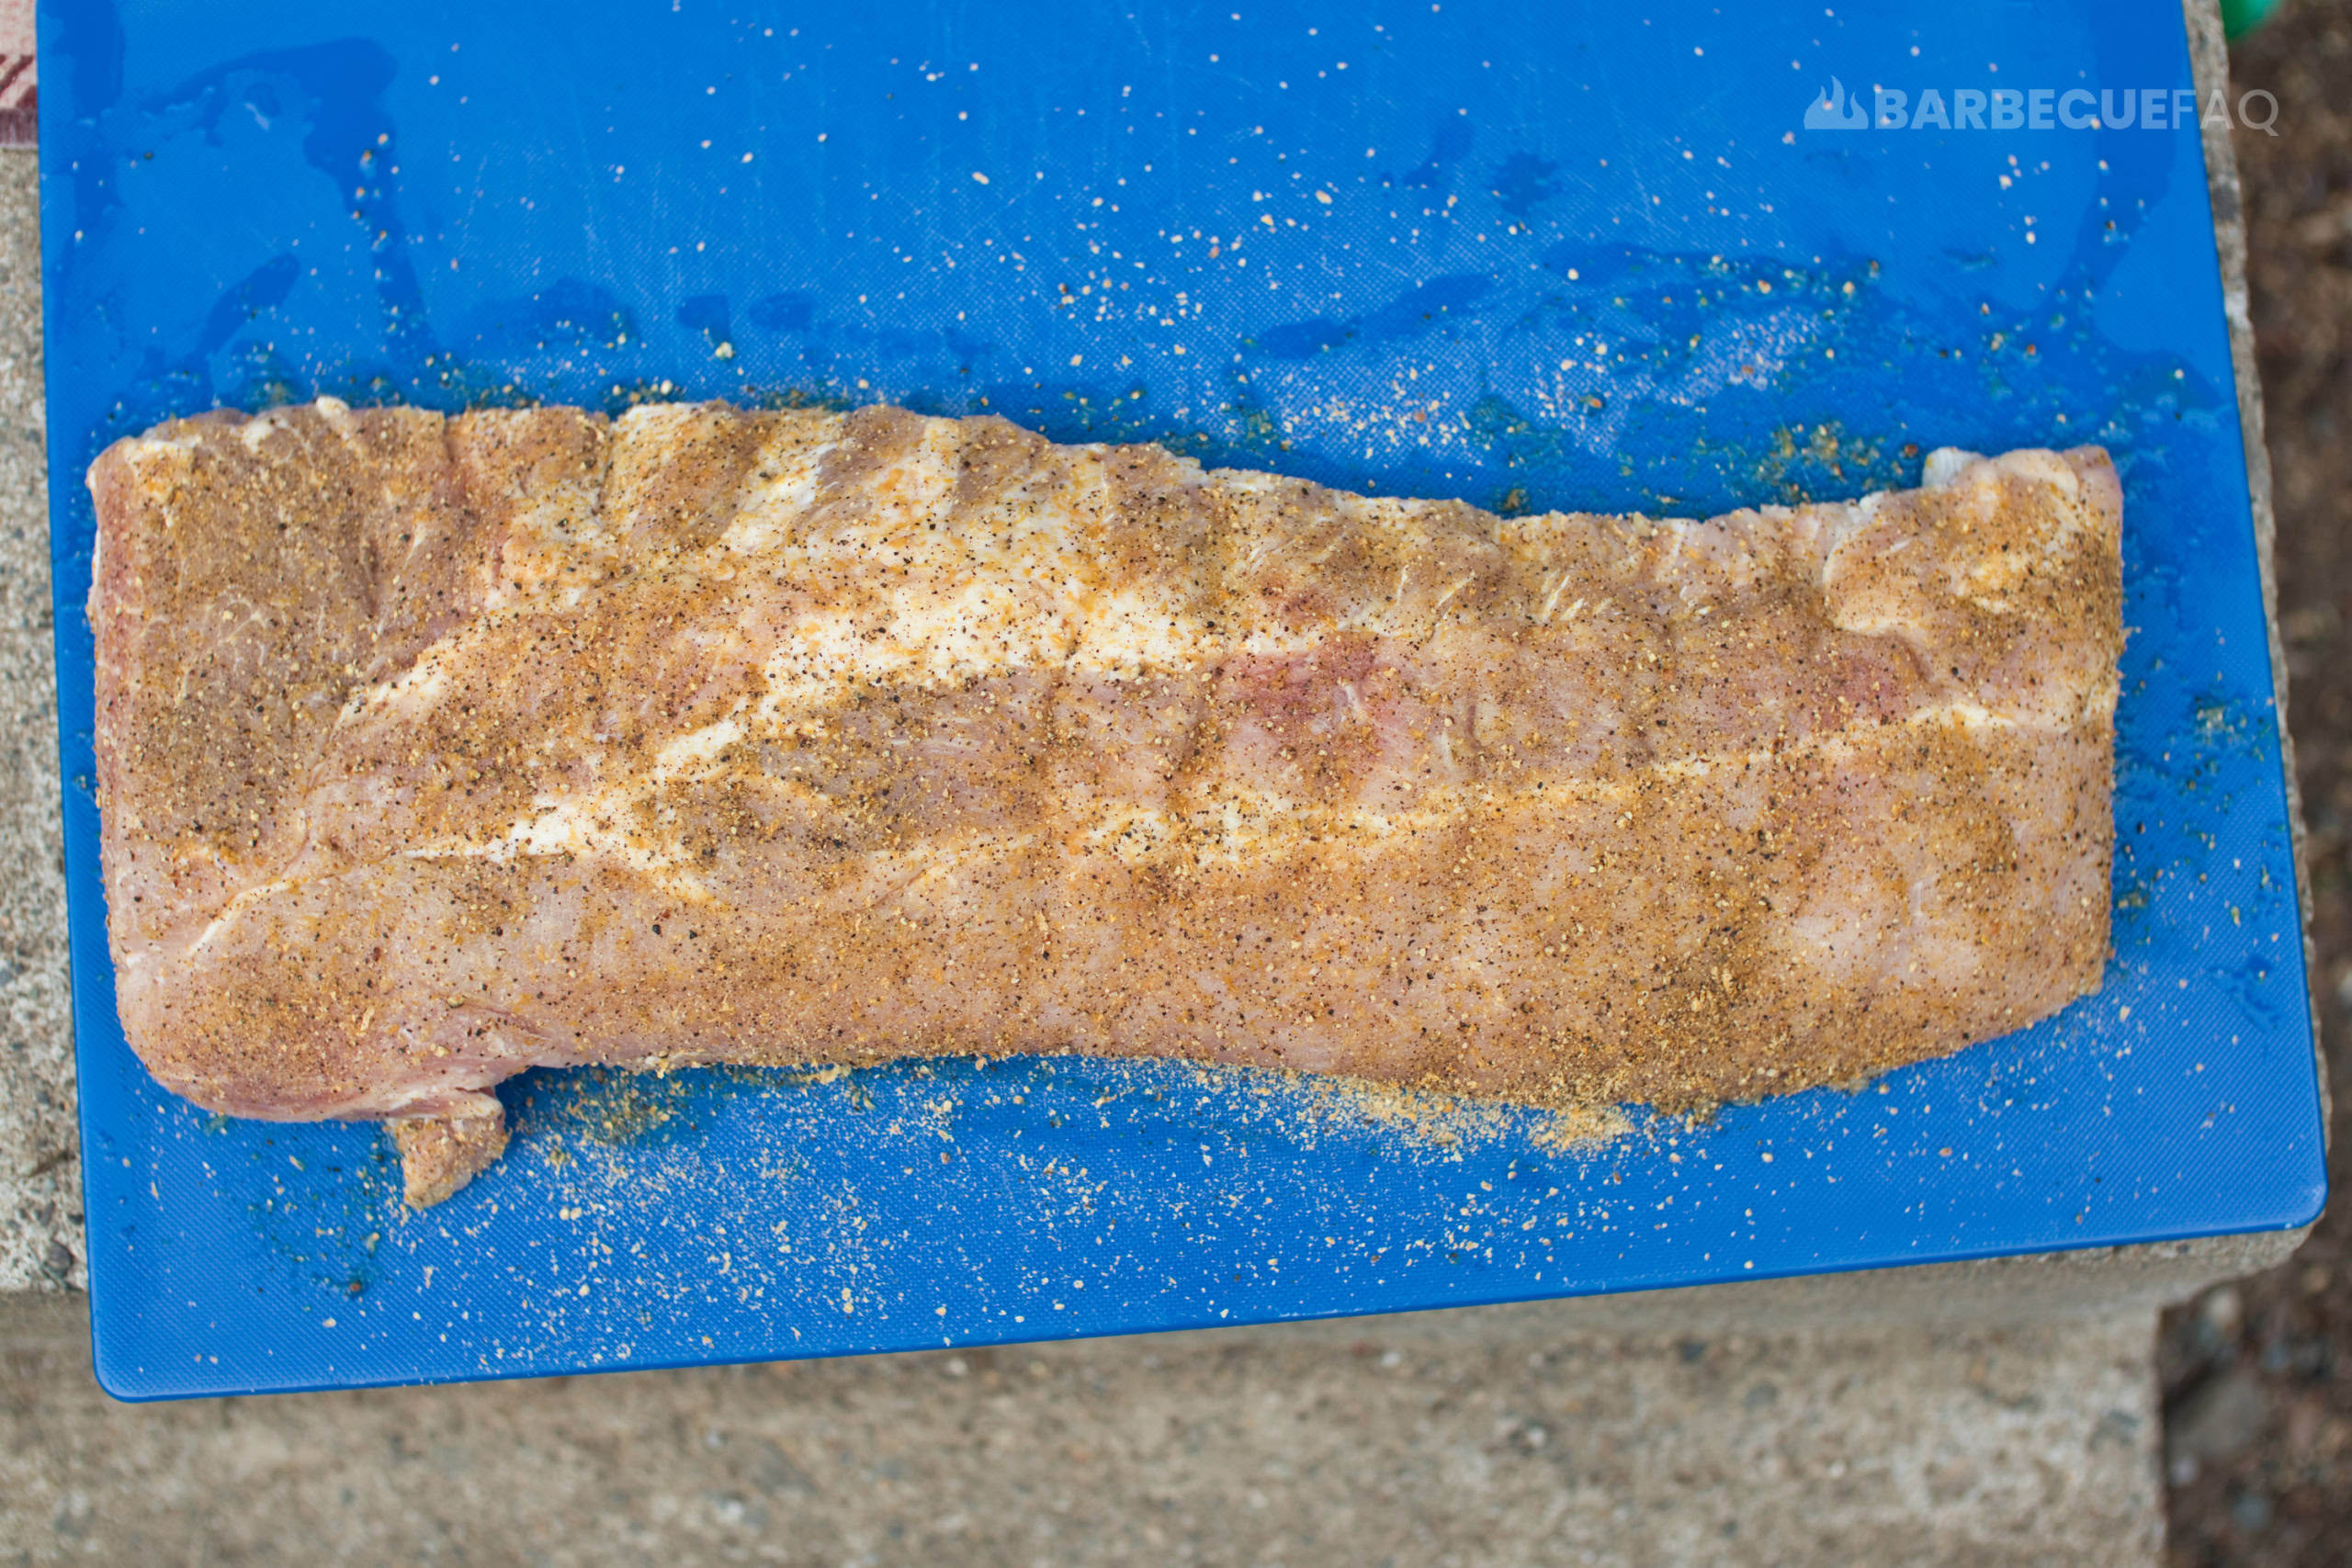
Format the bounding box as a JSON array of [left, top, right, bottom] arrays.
[[0, 149, 73, 1297], [0, 1292, 2164, 1568]]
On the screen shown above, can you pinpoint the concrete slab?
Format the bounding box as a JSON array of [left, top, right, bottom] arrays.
[[0, 144, 73, 1297], [0, 1292, 2163, 1568]]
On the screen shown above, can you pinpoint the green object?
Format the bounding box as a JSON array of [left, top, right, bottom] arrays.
[[2221, 0, 2279, 38]]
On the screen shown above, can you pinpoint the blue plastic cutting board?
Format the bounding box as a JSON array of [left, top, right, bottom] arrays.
[[43, 0, 2323, 1400]]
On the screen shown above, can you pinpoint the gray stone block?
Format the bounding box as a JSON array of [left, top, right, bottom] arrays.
[[0, 146, 74, 1298], [0, 1292, 2164, 1568]]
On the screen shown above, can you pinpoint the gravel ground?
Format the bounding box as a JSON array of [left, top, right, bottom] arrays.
[[2157, 4, 2352, 1562]]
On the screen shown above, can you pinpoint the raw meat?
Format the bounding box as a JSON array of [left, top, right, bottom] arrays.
[[87, 400, 2121, 1204]]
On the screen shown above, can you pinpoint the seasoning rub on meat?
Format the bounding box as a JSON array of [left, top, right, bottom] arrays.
[[88, 400, 2121, 1205]]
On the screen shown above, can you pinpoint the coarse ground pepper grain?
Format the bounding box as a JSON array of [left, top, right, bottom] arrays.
[[85, 400, 2120, 1205]]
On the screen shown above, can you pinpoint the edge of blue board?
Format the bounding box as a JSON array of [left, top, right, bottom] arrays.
[[40, 0, 2323, 1399]]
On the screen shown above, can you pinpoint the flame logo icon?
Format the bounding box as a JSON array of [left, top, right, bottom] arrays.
[[1804, 76, 1871, 131]]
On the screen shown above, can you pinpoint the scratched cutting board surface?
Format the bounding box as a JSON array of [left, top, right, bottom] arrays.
[[40, 0, 2322, 1400]]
